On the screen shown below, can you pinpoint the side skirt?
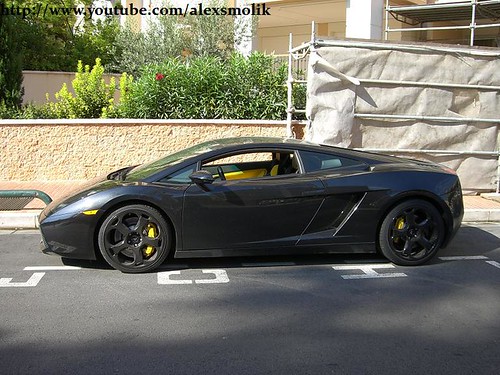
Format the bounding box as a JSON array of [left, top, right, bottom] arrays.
[[173, 242, 376, 259]]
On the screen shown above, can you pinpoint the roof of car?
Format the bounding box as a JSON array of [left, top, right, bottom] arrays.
[[208, 137, 407, 165], [202, 137, 340, 152], [205, 137, 305, 147]]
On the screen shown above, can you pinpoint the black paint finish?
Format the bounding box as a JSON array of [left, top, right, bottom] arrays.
[[39, 137, 463, 266]]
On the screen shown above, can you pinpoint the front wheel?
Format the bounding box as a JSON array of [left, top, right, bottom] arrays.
[[379, 199, 444, 266], [98, 204, 172, 273]]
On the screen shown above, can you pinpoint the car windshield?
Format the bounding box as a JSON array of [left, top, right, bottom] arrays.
[[124, 139, 224, 181]]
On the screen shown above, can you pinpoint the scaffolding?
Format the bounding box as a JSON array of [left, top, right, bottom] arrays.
[[286, 23, 500, 193], [385, 0, 500, 46]]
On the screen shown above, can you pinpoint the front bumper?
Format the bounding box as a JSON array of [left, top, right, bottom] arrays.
[[39, 212, 98, 260]]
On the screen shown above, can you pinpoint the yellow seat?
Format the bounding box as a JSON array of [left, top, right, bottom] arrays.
[[270, 164, 279, 176]]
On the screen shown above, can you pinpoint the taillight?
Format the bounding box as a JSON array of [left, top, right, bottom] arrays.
[[440, 165, 457, 175]]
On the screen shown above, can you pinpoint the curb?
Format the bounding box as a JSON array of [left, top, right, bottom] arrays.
[[0, 210, 41, 230], [463, 208, 500, 223], [0, 208, 499, 230]]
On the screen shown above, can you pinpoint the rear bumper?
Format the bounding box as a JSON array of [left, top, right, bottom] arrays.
[[441, 181, 464, 247]]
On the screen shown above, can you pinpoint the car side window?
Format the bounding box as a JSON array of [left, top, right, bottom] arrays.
[[299, 151, 362, 173], [158, 164, 196, 184], [201, 151, 298, 181]]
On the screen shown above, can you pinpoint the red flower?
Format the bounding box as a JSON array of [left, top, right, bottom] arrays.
[[155, 73, 165, 81]]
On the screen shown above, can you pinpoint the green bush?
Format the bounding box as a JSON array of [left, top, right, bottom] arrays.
[[17, 103, 55, 119], [47, 58, 116, 118], [119, 52, 288, 120], [16, 53, 302, 121], [0, 102, 20, 119]]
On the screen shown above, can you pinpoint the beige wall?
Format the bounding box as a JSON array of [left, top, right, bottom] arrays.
[[1, 119, 304, 181], [22, 71, 121, 105], [258, 24, 311, 54], [255, 0, 347, 54]]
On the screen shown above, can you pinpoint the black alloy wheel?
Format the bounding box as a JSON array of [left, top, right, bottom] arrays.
[[379, 199, 444, 266], [98, 204, 172, 273]]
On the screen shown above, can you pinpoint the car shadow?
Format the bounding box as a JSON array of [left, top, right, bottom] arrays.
[[62, 257, 114, 270], [437, 224, 500, 256]]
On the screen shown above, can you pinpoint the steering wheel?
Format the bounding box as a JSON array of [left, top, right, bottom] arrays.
[[217, 166, 226, 181]]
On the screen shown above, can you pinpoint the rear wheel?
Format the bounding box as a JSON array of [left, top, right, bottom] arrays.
[[379, 199, 444, 266], [98, 204, 171, 273]]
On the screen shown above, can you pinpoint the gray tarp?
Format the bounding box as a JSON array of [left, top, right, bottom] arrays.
[[305, 40, 500, 192]]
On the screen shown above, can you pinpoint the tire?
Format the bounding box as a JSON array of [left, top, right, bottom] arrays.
[[379, 199, 444, 266], [97, 204, 172, 273]]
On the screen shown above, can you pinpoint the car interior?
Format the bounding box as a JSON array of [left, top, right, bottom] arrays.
[[202, 151, 298, 181]]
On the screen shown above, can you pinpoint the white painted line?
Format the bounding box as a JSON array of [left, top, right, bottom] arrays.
[[486, 260, 500, 269], [438, 256, 489, 261], [332, 264, 407, 279], [341, 273, 408, 280], [157, 269, 230, 285], [332, 264, 395, 271], [23, 266, 82, 271], [0, 272, 45, 287], [157, 270, 192, 285], [241, 262, 296, 267], [195, 270, 229, 284]]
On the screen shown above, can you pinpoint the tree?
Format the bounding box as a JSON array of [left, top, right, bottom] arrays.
[[110, 0, 253, 75], [8, 0, 119, 71], [0, 14, 23, 109]]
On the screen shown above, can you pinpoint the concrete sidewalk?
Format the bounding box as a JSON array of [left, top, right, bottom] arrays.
[[1, 180, 500, 229]]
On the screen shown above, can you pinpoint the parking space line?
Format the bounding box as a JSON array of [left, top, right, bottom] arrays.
[[23, 266, 82, 271], [438, 256, 489, 261], [157, 269, 230, 285], [485, 260, 500, 269], [0, 272, 45, 287], [340, 273, 408, 279], [332, 264, 407, 279]]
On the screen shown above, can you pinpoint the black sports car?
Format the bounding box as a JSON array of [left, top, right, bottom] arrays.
[[39, 137, 464, 273]]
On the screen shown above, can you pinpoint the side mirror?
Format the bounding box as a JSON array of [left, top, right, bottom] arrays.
[[189, 170, 215, 185]]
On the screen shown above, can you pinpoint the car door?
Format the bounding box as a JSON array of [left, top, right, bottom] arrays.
[[294, 150, 372, 245], [181, 151, 325, 252]]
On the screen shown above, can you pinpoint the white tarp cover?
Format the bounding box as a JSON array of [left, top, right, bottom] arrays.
[[305, 40, 500, 192]]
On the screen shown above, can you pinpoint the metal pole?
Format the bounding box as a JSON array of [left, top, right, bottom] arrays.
[[388, 1, 477, 11], [497, 132, 500, 193], [470, 0, 477, 46], [497, 152, 500, 194], [389, 24, 472, 33], [353, 113, 500, 123], [384, 0, 390, 40], [314, 39, 500, 57], [0, 190, 53, 205], [286, 33, 294, 138], [354, 148, 499, 156], [358, 78, 500, 91], [388, 23, 500, 33], [311, 21, 316, 49]]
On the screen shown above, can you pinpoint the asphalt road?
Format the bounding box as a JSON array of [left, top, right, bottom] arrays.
[[1, 224, 499, 375]]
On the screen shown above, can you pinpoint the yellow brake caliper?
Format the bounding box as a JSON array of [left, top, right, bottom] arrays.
[[395, 217, 405, 230], [394, 217, 405, 243], [144, 223, 158, 257]]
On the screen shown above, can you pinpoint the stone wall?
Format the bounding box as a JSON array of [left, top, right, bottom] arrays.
[[1, 119, 305, 181]]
